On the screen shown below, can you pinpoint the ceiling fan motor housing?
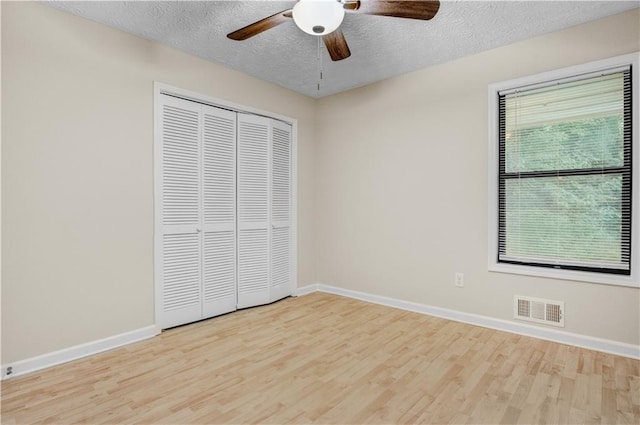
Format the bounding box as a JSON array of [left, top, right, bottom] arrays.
[[292, 0, 346, 36]]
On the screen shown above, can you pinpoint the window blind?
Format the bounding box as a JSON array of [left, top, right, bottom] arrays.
[[498, 68, 632, 274]]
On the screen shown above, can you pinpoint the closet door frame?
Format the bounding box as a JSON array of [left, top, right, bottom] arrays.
[[153, 82, 297, 329]]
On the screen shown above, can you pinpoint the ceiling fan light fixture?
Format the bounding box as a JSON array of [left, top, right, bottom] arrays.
[[292, 0, 345, 36]]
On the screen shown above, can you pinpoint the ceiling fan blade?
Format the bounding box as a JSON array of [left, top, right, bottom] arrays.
[[227, 9, 293, 41], [323, 29, 351, 61], [346, 0, 440, 20]]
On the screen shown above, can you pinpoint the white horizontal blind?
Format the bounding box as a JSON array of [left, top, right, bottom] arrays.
[[498, 69, 632, 273]]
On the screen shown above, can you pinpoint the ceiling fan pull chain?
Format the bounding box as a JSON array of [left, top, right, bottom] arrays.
[[317, 36, 322, 92], [320, 39, 324, 82]]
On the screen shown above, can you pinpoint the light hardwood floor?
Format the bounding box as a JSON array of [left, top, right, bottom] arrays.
[[2, 292, 639, 424]]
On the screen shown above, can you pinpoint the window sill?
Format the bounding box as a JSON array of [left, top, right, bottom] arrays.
[[488, 262, 638, 288]]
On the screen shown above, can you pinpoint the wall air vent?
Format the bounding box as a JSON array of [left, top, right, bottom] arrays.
[[514, 295, 564, 327]]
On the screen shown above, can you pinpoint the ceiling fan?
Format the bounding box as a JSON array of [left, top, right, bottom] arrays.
[[227, 0, 440, 61]]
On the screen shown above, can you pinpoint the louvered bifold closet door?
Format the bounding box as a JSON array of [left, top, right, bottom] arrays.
[[201, 105, 237, 318], [158, 96, 203, 328], [270, 121, 293, 302], [237, 114, 271, 308]]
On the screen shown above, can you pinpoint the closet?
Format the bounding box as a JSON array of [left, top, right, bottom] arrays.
[[154, 92, 294, 329]]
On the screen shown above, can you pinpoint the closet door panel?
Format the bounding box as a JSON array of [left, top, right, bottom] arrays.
[[158, 96, 203, 328], [237, 114, 271, 308], [270, 121, 293, 302], [237, 228, 269, 307], [202, 106, 237, 318], [203, 231, 236, 316]]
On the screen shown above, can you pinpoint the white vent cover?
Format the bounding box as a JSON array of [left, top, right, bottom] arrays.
[[514, 295, 564, 327]]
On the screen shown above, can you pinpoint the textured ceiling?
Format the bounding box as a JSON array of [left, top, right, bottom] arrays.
[[46, 1, 639, 98]]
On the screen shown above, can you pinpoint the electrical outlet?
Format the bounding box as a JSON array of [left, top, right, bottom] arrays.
[[455, 272, 464, 288]]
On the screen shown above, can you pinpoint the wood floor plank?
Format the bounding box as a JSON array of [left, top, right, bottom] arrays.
[[2, 292, 639, 424]]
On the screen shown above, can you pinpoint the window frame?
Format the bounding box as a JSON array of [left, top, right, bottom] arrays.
[[487, 53, 639, 287]]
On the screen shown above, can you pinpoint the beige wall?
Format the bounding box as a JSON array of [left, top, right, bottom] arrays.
[[1, 2, 317, 363], [315, 9, 640, 346], [2, 2, 639, 365]]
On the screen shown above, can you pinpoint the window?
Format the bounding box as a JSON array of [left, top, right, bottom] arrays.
[[488, 54, 638, 286]]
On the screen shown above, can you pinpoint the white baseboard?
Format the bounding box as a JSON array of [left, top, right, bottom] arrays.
[[311, 283, 640, 360], [294, 283, 319, 296], [1, 325, 159, 380]]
